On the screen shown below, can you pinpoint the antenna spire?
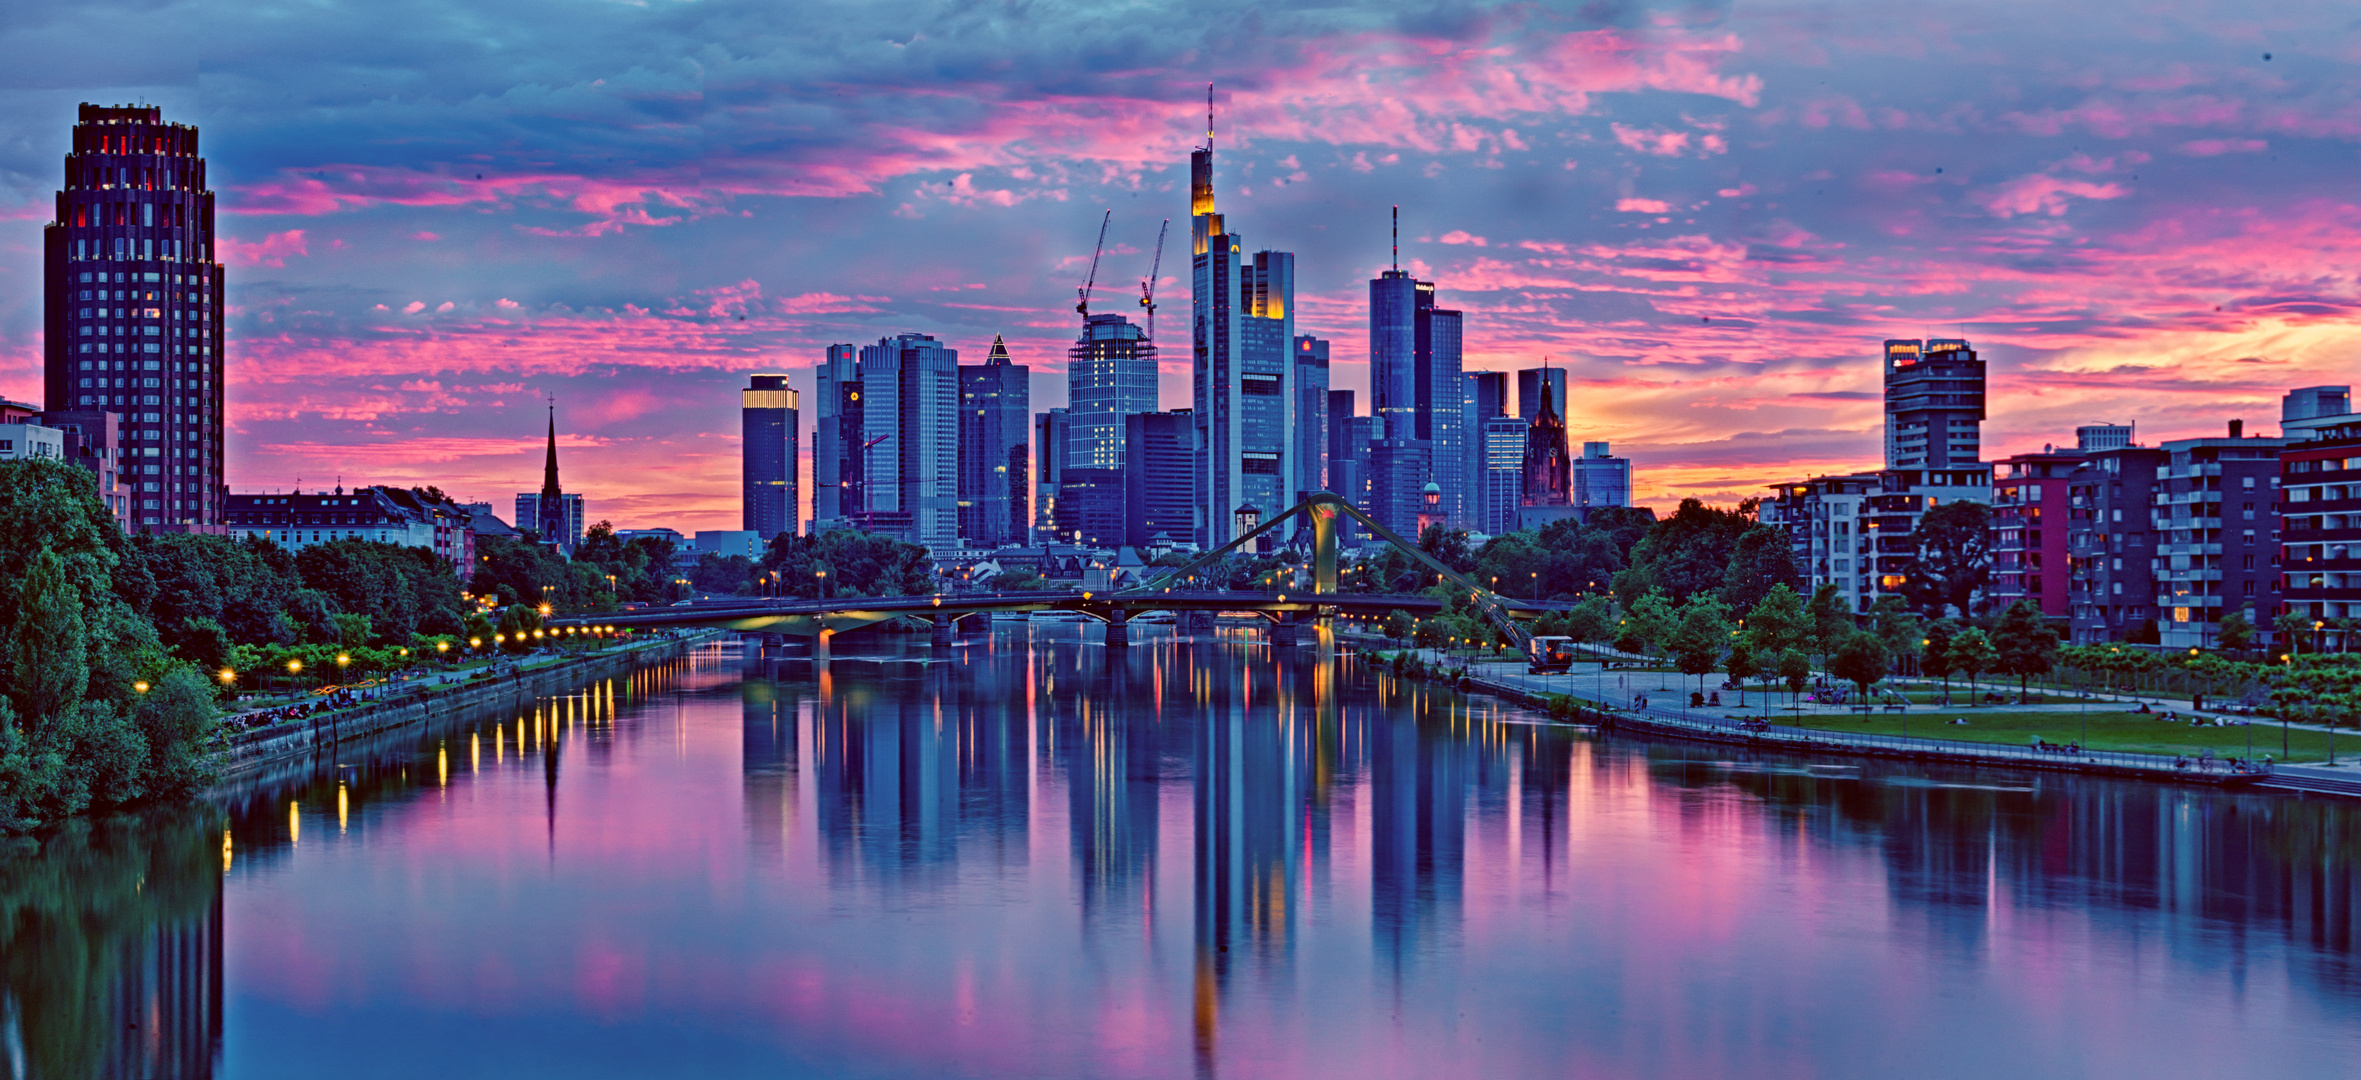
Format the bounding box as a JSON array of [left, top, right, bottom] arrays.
[[1206, 82, 1215, 150], [1392, 205, 1399, 270]]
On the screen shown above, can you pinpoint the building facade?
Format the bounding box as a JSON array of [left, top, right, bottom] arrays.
[[1466, 371, 1509, 533], [1762, 465, 1992, 614], [1329, 393, 1370, 546], [960, 337, 1030, 548], [741, 373, 799, 542], [1294, 335, 1330, 506], [228, 485, 474, 578], [1479, 414, 1525, 536], [1516, 368, 1566, 424], [38, 409, 128, 528], [1369, 268, 1465, 529], [2283, 385, 2357, 442], [44, 104, 226, 532], [1126, 410, 1195, 549], [1570, 441, 1632, 511], [1521, 377, 1571, 509], [2281, 424, 2361, 652], [858, 333, 961, 550], [812, 343, 860, 528], [1987, 447, 2085, 617], [1034, 408, 1068, 544], [1067, 317, 1154, 471], [2066, 446, 2168, 644], [1190, 132, 1295, 551], [2154, 424, 2284, 650], [1883, 338, 1985, 469]]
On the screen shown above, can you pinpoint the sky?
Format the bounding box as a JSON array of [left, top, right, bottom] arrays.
[[2, 0, 2358, 533]]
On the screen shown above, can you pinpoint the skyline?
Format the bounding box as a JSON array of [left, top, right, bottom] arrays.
[[5, 1, 2359, 532]]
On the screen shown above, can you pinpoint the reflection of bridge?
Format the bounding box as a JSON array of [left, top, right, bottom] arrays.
[[547, 493, 1563, 651]]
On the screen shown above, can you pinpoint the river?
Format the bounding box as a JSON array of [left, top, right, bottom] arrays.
[[6, 627, 2359, 1078]]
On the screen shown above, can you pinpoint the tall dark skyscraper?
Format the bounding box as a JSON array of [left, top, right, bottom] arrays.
[[1515, 367, 1567, 423], [1125, 410, 1195, 548], [1293, 335, 1329, 505], [742, 373, 799, 541], [1191, 105, 1295, 551], [1369, 244, 1465, 533], [45, 104, 225, 531], [959, 336, 1030, 548], [1067, 315, 1155, 470], [1883, 338, 1986, 469], [813, 343, 860, 526]]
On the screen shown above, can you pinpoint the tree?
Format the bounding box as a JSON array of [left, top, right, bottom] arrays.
[[1901, 501, 1992, 617], [1719, 524, 1801, 611], [1745, 584, 1808, 658], [2217, 609, 2256, 655], [1776, 649, 1812, 714], [2275, 608, 2313, 655], [1619, 590, 1677, 658], [1725, 640, 1758, 709], [1867, 595, 1923, 669], [760, 530, 932, 599], [1804, 583, 1852, 666], [1474, 533, 1548, 599], [1948, 628, 1998, 702], [1831, 632, 1891, 719], [1416, 524, 1476, 579], [1564, 595, 1613, 644], [1382, 609, 1414, 644], [1669, 596, 1732, 696], [1922, 622, 1957, 699], [1622, 499, 1751, 603], [1990, 599, 2061, 700]]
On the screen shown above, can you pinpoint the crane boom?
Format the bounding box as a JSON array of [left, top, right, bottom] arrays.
[[1139, 217, 1168, 341], [1075, 209, 1112, 317]]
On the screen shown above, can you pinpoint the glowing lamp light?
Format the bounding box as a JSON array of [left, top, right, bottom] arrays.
[[219, 667, 236, 684], [287, 659, 303, 674], [437, 641, 449, 653], [336, 654, 351, 668], [133, 680, 150, 693], [469, 637, 482, 648]]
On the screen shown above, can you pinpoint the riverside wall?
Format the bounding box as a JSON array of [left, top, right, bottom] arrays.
[[211, 632, 719, 790]]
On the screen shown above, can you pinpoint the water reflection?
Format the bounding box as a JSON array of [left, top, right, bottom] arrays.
[[0, 808, 223, 1080], [4, 636, 2359, 1077]]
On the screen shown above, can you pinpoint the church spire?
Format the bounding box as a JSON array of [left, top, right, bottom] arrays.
[[540, 403, 562, 498]]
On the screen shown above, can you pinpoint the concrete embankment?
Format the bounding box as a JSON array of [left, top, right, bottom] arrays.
[[212, 632, 719, 790]]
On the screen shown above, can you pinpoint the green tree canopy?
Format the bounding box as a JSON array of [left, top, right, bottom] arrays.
[[1831, 632, 1891, 716], [1621, 499, 1752, 603], [1901, 500, 1993, 618], [1990, 599, 2061, 695], [1719, 524, 1801, 611]]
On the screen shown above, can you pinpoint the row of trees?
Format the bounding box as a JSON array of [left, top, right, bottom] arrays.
[[0, 462, 220, 830]]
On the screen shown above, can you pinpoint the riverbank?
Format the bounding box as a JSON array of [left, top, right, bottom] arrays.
[[1335, 629, 2361, 799], [211, 630, 720, 789]]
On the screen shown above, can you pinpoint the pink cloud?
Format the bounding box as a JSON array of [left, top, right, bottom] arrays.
[[218, 229, 310, 267], [1975, 175, 2129, 218], [2176, 138, 2267, 156], [1616, 198, 1672, 213]]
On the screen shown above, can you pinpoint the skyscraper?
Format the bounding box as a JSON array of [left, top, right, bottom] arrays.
[[1369, 247, 1465, 532], [1191, 111, 1295, 550], [1294, 335, 1330, 504], [1480, 414, 1524, 535], [516, 406, 584, 555], [1068, 315, 1156, 470], [45, 104, 225, 532], [813, 343, 860, 528], [1466, 371, 1508, 532], [1570, 442, 1631, 510], [1328, 390, 1368, 545], [1035, 408, 1069, 542], [742, 373, 799, 541], [1883, 338, 1986, 469], [960, 337, 1030, 548], [858, 333, 961, 550], [1125, 410, 1196, 548]]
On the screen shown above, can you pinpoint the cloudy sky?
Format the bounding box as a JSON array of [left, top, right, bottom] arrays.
[[2, 0, 2356, 531]]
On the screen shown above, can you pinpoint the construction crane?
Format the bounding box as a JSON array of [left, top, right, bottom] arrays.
[[1075, 209, 1111, 318], [1138, 217, 1168, 340]]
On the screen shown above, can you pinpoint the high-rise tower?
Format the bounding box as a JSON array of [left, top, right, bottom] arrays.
[[1068, 314, 1156, 470], [1883, 338, 1986, 469], [960, 336, 1030, 548], [44, 104, 225, 532], [742, 373, 800, 541], [1190, 92, 1295, 551], [1367, 218, 1465, 535]]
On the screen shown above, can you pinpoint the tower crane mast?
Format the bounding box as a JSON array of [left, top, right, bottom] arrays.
[[1139, 218, 1168, 341], [1075, 209, 1112, 317]]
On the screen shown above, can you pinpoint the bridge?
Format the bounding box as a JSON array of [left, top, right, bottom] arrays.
[[546, 492, 1563, 653]]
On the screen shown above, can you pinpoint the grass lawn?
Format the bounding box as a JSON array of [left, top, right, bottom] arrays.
[[1747, 707, 2352, 764]]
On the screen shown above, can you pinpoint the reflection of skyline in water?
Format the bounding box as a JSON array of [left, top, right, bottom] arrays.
[[6, 632, 2359, 1077]]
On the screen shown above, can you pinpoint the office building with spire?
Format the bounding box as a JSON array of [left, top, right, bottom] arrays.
[[1366, 215, 1465, 537], [516, 406, 584, 555], [960, 336, 1030, 548], [742, 373, 799, 542], [44, 103, 227, 532], [1191, 95, 1296, 550]]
